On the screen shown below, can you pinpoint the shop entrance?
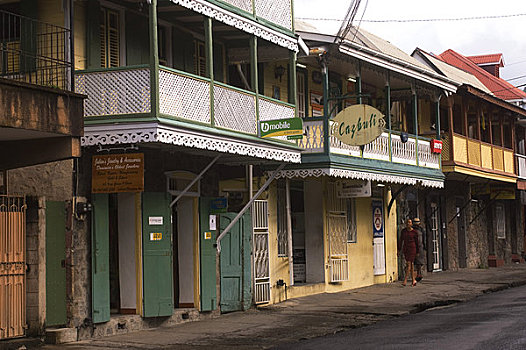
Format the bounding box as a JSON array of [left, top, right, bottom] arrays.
[[172, 197, 197, 308]]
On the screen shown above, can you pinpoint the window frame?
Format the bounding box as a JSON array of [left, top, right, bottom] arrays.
[[100, 1, 126, 68], [346, 198, 357, 243]]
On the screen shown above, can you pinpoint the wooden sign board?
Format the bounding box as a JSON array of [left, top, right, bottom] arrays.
[[92, 153, 144, 193]]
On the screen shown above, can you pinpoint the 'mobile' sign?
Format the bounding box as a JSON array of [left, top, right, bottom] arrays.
[[331, 104, 385, 146], [260, 118, 303, 139]]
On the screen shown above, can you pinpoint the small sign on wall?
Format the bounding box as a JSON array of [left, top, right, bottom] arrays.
[[372, 201, 384, 238], [431, 139, 443, 153], [149, 216, 163, 225], [150, 232, 162, 241], [337, 180, 371, 198]]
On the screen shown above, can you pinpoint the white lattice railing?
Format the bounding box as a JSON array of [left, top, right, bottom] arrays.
[[254, 0, 293, 30], [391, 134, 417, 165], [299, 120, 324, 153], [217, 0, 293, 30], [159, 69, 211, 124], [77, 67, 297, 139], [517, 154, 526, 179], [214, 82, 257, 134], [363, 132, 390, 161], [75, 67, 151, 116], [417, 139, 440, 169]]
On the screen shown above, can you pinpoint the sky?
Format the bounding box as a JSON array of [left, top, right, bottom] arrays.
[[294, 0, 526, 89]]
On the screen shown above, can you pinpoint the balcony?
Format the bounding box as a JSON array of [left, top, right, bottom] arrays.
[[442, 133, 515, 178], [299, 119, 440, 169], [0, 10, 72, 90], [75, 65, 295, 142], [181, 0, 294, 32]]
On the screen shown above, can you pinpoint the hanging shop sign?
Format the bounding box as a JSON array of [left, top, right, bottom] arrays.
[[431, 139, 443, 153], [92, 153, 144, 193], [260, 117, 304, 139], [331, 104, 385, 146], [372, 200, 384, 238], [336, 180, 371, 198]]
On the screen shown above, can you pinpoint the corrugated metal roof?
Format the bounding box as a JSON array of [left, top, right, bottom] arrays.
[[414, 49, 493, 94]]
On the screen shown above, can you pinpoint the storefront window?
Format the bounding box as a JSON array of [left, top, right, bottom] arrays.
[[346, 198, 357, 243]]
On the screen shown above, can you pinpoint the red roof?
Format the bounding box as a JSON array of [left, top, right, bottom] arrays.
[[467, 53, 504, 67], [439, 49, 526, 101]]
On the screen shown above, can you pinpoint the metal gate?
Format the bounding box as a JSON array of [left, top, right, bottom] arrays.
[[430, 202, 441, 271], [0, 196, 26, 339], [327, 183, 349, 282], [252, 200, 270, 304]]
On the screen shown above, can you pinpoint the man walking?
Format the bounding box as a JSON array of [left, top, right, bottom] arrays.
[[413, 218, 426, 282]]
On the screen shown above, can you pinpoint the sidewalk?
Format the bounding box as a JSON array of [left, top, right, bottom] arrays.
[[8, 264, 526, 350]]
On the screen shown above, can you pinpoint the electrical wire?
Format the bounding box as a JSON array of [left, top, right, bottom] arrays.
[[297, 13, 526, 23]]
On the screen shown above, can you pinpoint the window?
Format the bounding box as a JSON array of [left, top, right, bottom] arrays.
[[491, 114, 502, 146], [467, 109, 478, 139], [194, 40, 206, 77], [346, 198, 357, 243], [452, 104, 463, 135], [495, 203, 505, 239], [502, 118, 512, 149], [480, 110, 491, 143], [100, 8, 121, 68]]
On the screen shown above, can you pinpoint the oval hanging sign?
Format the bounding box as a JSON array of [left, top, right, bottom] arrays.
[[331, 104, 386, 146]]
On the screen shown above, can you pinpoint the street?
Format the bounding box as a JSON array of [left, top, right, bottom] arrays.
[[277, 284, 526, 350]]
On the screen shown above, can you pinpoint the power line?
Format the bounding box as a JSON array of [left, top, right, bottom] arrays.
[[297, 13, 526, 23]]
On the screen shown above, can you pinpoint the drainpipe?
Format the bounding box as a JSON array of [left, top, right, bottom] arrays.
[[286, 178, 294, 286]]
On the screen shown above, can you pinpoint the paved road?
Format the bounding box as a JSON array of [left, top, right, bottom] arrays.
[[276, 284, 526, 350]]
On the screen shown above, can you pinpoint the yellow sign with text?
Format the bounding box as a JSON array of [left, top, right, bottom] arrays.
[[331, 104, 385, 146]]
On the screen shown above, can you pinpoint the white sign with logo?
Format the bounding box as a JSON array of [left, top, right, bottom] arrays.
[[336, 180, 371, 198]]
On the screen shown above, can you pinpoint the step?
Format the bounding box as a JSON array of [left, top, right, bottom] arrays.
[[45, 327, 77, 344]]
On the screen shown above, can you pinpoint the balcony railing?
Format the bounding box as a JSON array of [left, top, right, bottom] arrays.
[[516, 154, 526, 179], [299, 120, 440, 169], [74, 66, 295, 141], [445, 133, 515, 175], [217, 0, 293, 30], [0, 10, 71, 90]]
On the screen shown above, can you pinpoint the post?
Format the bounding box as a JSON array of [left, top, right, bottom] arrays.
[[412, 84, 418, 165], [356, 61, 362, 105], [385, 72, 391, 162], [205, 17, 215, 126], [149, 0, 159, 117], [286, 178, 294, 285], [289, 51, 297, 112], [322, 55, 330, 154], [250, 36, 259, 132], [435, 99, 441, 140]]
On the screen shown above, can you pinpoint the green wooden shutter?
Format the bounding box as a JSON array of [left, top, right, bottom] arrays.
[[91, 193, 110, 324], [46, 201, 67, 326], [142, 192, 173, 317], [199, 198, 217, 311], [125, 12, 149, 65], [87, 0, 101, 69]]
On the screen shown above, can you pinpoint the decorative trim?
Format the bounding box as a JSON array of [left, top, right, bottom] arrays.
[[169, 0, 298, 52], [82, 123, 301, 163], [274, 167, 444, 188]]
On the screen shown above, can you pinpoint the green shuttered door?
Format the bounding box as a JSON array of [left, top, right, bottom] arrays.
[[219, 212, 252, 313], [199, 198, 217, 312], [91, 193, 110, 324], [142, 192, 173, 317], [45, 201, 67, 326]]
